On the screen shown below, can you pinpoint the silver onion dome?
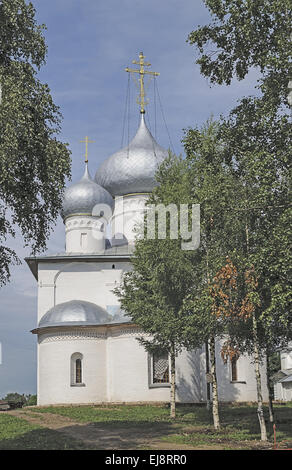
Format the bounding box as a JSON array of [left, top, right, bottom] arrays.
[[95, 114, 168, 196], [38, 300, 112, 328], [61, 164, 114, 220]]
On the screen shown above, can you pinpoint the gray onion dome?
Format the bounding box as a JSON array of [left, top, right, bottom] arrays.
[[38, 300, 112, 328], [61, 164, 114, 220], [95, 114, 168, 196]]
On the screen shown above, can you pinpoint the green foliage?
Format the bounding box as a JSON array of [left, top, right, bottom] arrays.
[[3, 392, 26, 404], [0, 0, 71, 285], [181, 119, 240, 347], [268, 352, 281, 376], [187, 0, 291, 108], [0, 0, 46, 68], [24, 394, 37, 406], [186, 0, 292, 354], [116, 120, 242, 355], [115, 153, 196, 355], [2, 392, 36, 406]]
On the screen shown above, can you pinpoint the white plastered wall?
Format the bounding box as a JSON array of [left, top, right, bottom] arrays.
[[212, 338, 269, 402], [37, 260, 131, 323], [107, 329, 203, 403], [111, 194, 148, 244], [37, 324, 269, 405], [37, 325, 203, 405], [37, 329, 107, 405], [65, 215, 105, 253], [280, 345, 292, 369]]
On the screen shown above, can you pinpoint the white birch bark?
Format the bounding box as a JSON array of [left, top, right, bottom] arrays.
[[170, 344, 176, 419], [252, 314, 268, 441], [209, 336, 220, 429]]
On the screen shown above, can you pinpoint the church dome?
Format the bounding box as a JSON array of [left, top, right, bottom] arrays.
[[61, 164, 114, 220], [95, 114, 168, 196], [38, 300, 111, 328]]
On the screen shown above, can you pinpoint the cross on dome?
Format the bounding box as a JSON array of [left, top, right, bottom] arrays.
[[80, 136, 95, 163], [125, 52, 159, 114]]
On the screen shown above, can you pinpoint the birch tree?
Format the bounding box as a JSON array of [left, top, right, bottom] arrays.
[[181, 119, 239, 429], [115, 155, 196, 418], [0, 0, 71, 284], [187, 0, 291, 439]]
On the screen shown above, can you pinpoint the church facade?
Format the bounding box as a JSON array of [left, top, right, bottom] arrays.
[[26, 56, 269, 406]]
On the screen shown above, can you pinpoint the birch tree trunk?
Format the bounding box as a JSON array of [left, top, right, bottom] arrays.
[[205, 246, 212, 412], [245, 220, 267, 441], [205, 341, 211, 410], [252, 314, 268, 441], [209, 336, 220, 429], [266, 351, 275, 424], [170, 343, 176, 419]]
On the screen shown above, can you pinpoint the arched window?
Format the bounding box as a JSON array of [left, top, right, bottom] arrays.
[[231, 357, 238, 382], [75, 358, 82, 384], [229, 356, 246, 384], [80, 233, 87, 249], [71, 353, 85, 386], [148, 350, 170, 388]]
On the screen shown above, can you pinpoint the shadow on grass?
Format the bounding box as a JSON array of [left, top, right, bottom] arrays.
[[0, 427, 89, 450], [29, 402, 292, 442], [57, 420, 179, 450], [219, 404, 292, 441], [0, 419, 179, 450]]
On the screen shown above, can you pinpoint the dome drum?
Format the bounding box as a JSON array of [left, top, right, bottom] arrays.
[[65, 215, 106, 254]]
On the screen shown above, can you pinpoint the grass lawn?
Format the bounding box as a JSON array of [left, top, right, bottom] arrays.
[[0, 402, 291, 450], [35, 402, 174, 423], [34, 402, 292, 449], [0, 413, 89, 450]]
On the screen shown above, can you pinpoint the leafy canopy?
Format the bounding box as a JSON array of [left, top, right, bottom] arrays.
[[187, 0, 291, 350], [0, 0, 71, 285], [115, 153, 197, 354], [187, 0, 291, 107]]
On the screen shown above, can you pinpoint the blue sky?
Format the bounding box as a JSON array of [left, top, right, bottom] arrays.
[[0, 0, 258, 396]]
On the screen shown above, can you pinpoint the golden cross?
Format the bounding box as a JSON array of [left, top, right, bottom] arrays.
[[80, 136, 95, 163], [125, 52, 159, 114]]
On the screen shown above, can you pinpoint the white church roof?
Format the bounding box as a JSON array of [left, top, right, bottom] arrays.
[[95, 114, 168, 196], [36, 300, 132, 331], [38, 300, 112, 328], [25, 245, 134, 280], [279, 375, 292, 383], [61, 163, 114, 220]]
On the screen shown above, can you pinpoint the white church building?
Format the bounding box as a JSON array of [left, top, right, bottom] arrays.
[[25, 55, 268, 406]]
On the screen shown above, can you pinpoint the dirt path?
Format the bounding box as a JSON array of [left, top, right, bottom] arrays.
[[9, 408, 83, 429], [8, 408, 202, 450]]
